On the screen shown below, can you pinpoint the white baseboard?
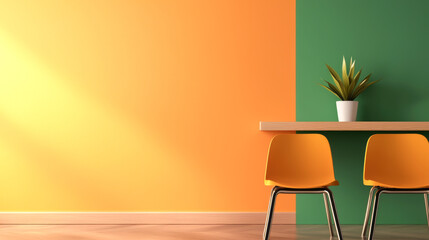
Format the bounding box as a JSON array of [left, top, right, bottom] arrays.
[[0, 212, 295, 225]]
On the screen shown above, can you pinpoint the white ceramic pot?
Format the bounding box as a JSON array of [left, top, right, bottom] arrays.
[[336, 101, 358, 122]]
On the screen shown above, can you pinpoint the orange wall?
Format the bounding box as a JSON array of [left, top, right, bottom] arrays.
[[0, 0, 295, 212]]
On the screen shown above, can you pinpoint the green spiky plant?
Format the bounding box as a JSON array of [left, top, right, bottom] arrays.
[[321, 57, 378, 100]]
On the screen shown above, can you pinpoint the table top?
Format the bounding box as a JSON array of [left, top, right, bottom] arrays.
[[260, 121, 429, 131]]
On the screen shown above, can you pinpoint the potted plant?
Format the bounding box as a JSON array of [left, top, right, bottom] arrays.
[[321, 57, 378, 122]]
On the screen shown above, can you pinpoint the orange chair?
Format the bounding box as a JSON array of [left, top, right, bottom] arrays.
[[263, 134, 342, 240], [361, 134, 429, 240]]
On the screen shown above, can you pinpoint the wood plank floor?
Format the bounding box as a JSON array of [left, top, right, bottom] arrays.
[[0, 224, 427, 240]]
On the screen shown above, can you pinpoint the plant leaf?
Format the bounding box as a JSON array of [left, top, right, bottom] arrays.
[[348, 60, 355, 80], [326, 64, 345, 96], [351, 69, 362, 87], [342, 56, 348, 80], [326, 80, 346, 100], [351, 74, 372, 99], [320, 83, 343, 100], [352, 80, 379, 99], [354, 68, 362, 82], [351, 81, 367, 98], [358, 73, 372, 86], [348, 69, 361, 98], [325, 80, 342, 95], [342, 56, 349, 99]]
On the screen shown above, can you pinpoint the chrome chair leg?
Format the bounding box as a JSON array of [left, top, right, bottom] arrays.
[[323, 193, 334, 237], [368, 188, 383, 240], [324, 188, 343, 240], [263, 187, 341, 240], [361, 186, 379, 237], [263, 187, 279, 240], [425, 193, 429, 228]]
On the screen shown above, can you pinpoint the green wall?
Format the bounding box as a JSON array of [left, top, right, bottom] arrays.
[[296, 0, 429, 224]]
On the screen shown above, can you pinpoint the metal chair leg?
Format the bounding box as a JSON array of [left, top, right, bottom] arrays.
[[425, 193, 429, 228], [368, 189, 383, 240], [324, 188, 343, 240], [323, 193, 334, 237], [362, 186, 379, 237], [263, 187, 279, 240]]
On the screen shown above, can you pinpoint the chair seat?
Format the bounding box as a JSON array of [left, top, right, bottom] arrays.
[[364, 179, 429, 189], [265, 179, 339, 189]]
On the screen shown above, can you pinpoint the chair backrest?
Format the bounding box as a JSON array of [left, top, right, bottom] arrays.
[[364, 134, 429, 188], [265, 134, 337, 188]]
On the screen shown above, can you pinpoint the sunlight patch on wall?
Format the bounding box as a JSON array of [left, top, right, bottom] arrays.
[[0, 29, 196, 211]]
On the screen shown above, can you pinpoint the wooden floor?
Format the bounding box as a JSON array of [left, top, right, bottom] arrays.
[[0, 224, 427, 240]]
